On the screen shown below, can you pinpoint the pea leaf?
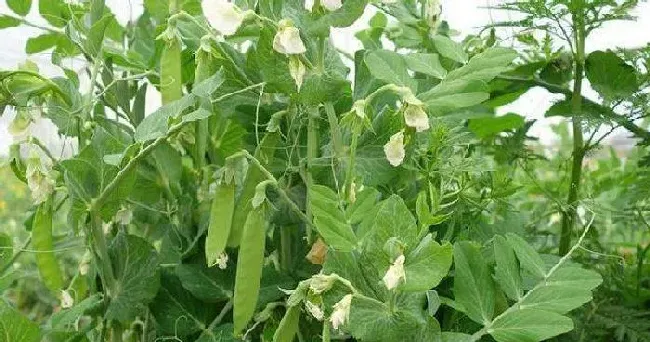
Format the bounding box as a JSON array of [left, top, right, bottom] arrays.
[[404, 53, 447, 79], [106, 233, 161, 323], [402, 235, 453, 292], [585, 50, 638, 100], [26, 33, 60, 54], [468, 113, 525, 138], [489, 308, 574, 342], [453, 241, 495, 325], [51, 294, 104, 329], [38, 0, 69, 27], [364, 195, 418, 259], [134, 94, 196, 142], [441, 333, 473, 342], [308, 185, 357, 251], [365, 50, 417, 90], [493, 235, 523, 301], [196, 323, 237, 342], [432, 35, 468, 64], [348, 295, 420, 341], [505, 233, 547, 279], [149, 271, 217, 337], [175, 264, 234, 302], [0, 15, 21, 28], [8, 0, 32, 16], [0, 302, 40, 342]]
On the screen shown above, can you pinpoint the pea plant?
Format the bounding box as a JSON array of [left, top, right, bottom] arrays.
[[0, 0, 647, 341]]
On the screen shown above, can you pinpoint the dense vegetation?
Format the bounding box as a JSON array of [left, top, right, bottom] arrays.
[[0, 0, 648, 341]]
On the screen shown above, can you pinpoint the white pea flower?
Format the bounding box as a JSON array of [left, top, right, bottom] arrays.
[[322, 0, 343, 11], [114, 207, 133, 225], [79, 251, 92, 276], [60, 289, 74, 309], [289, 57, 306, 90], [403, 104, 430, 132], [216, 252, 229, 269], [202, 0, 245, 36], [25, 152, 54, 204], [424, 0, 442, 28], [383, 131, 406, 167], [273, 20, 307, 55], [309, 273, 337, 294], [382, 254, 406, 290], [330, 294, 352, 330], [305, 300, 324, 321]]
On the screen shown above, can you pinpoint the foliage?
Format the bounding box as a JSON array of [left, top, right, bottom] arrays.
[[0, 0, 648, 341]]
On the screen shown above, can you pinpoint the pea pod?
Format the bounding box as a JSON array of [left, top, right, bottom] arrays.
[[233, 206, 268, 334], [160, 32, 182, 105], [272, 305, 301, 342], [193, 40, 219, 168], [205, 180, 235, 267], [32, 199, 64, 293], [228, 132, 280, 247]]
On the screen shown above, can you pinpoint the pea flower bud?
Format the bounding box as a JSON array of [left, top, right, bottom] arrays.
[[215, 252, 228, 269], [305, 300, 325, 321], [273, 20, 307, 54], [322, 0, 343, 11], [60, 289, 74, 309], [25, 151, 54, 204], [289, 56, 306, 90], [309, 273, 337, 294], [403, 103, 430, 132], [383, 131, 405, 167], [330, 294, 352, 330], [382, 254, 406, 290]]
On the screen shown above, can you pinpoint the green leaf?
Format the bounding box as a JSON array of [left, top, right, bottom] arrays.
[[175, 264, 234, 302], [402, 235, 452, 292], [505, 233, 546, 279], [441, 333, 473, 342], [51, 294, 104, 329], [453, 241, 495, 325], [404, 53, 447, 79], [26, 33, 60, 54], [493, 235, 522, 301], [106, 233, 160, 323], [364, 195, 418, 267], [348, 295, 420, 342], [468, 113, 525, 138], [0, 15, 21, 28], [309, 185, 357, 251], [489, 308, 574, 342], [150, 271, 217, 337], [85, 13, 113, 56], [272, 305, 301, 342], [364, 50, 417, 90], [196, 323, 237, 342], [134, 94, 196, 142], [544, 97, 613, 118], [38, 0, 68, 27], [191, 68, 225, 98], [7, 0, 32, 16], [585, 50, 638, 100], [432, 35, 468, 64], [0, 302, 40, 342]]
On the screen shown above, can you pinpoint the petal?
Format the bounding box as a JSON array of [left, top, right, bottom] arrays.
[[383, 131, 406, 167], [404, 105, 430, 132], [202, 0, 244, 36], [322, 0, 343, 11]]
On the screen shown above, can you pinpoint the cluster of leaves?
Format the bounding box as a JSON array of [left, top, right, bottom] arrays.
[[0, 0, 647, 341]]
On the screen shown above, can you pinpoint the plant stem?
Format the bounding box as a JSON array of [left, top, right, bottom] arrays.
[[324, 103, 344, 159], [559, 6, 586, 256], [305, 107, 320, 243], [344, 132, 359, 201], [90, 213, 116, 297]]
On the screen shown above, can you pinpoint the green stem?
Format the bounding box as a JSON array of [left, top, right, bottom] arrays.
[[89, 213, 116, 297], [559, 7, 586, 256], [345, 132, 359, 201], [305, 107, 320, 243], [323, 103, 343, 159]]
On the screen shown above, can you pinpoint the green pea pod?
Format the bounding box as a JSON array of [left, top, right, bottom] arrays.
[[160, 34, 182, 105], [32, 199, 64, 293], [228, 132, 280, 247], [233, 206, 268, 334], [205, 180, 235, 267], [272, 305, 301, 342], [194, 44, 218, 168]]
